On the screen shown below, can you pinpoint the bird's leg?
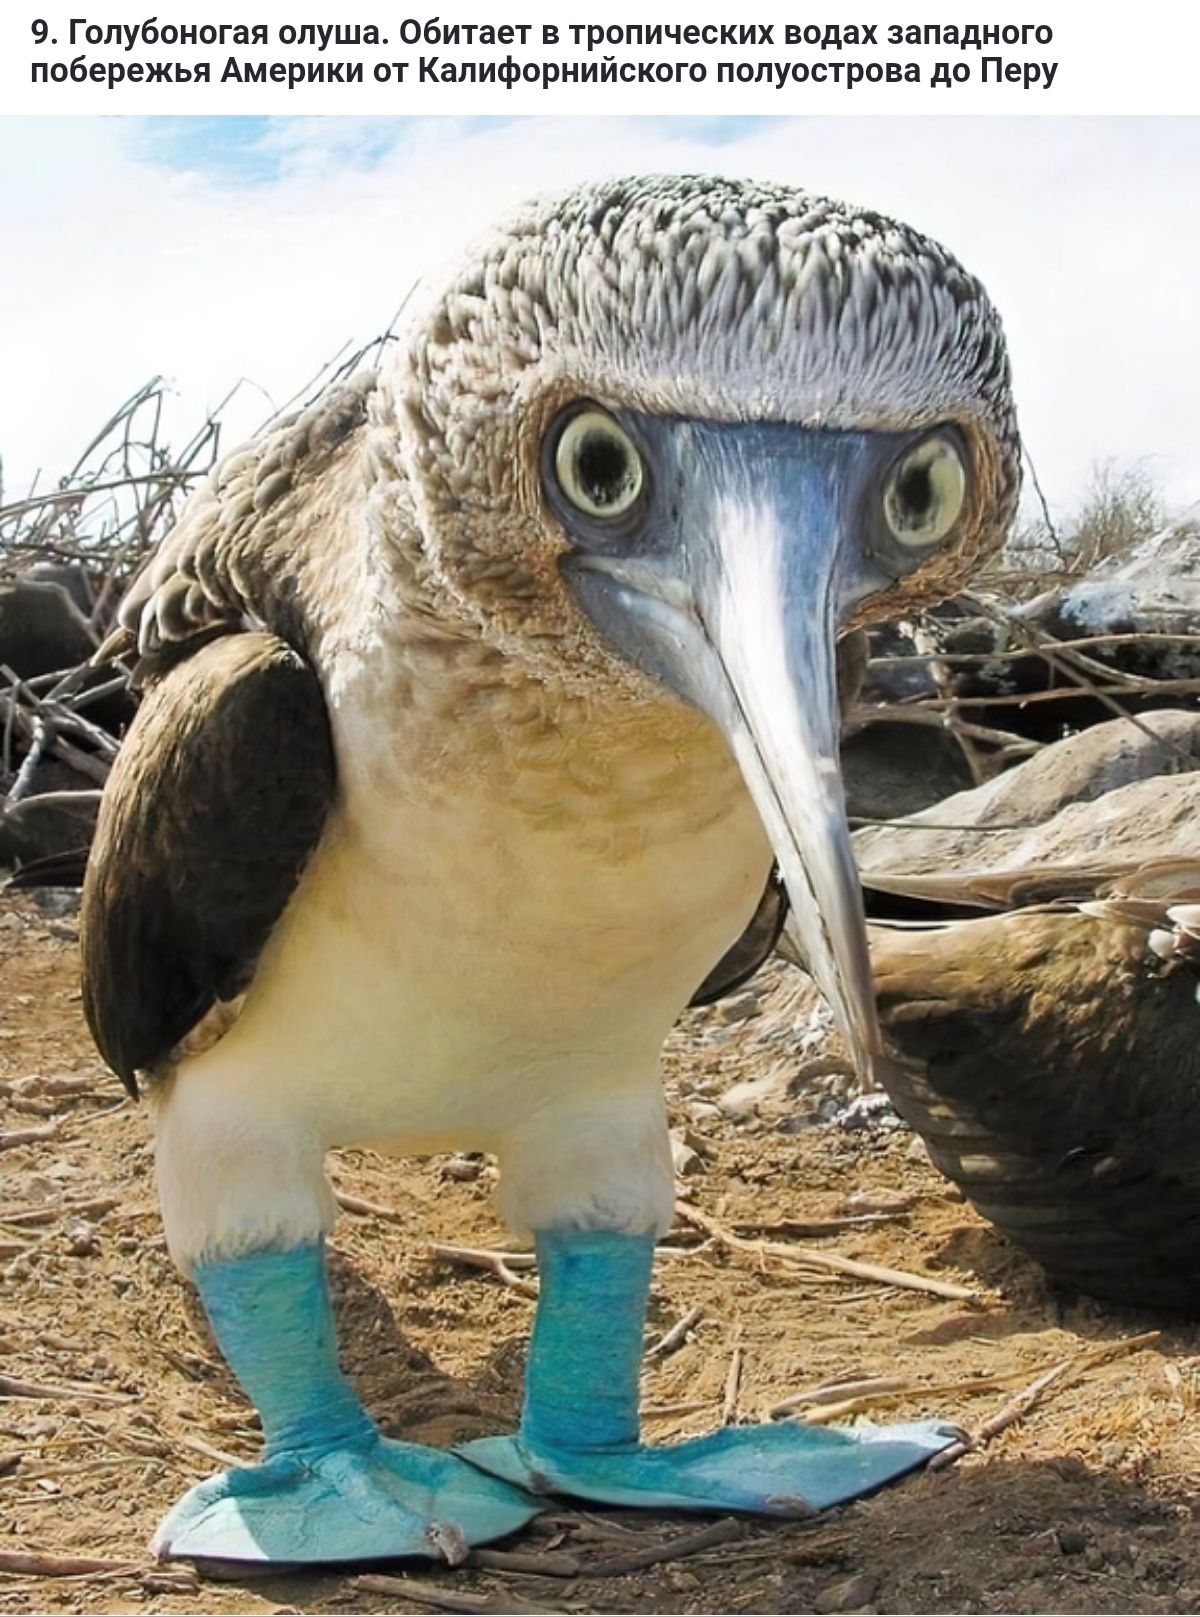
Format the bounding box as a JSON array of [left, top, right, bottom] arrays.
[[460, 1228, 958, 1515], [150, 1089, 540, 1568], [153, 1240, 541, 1567]]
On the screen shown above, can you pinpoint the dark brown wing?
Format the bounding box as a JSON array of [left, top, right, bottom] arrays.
[[688, 871, 787, 1007], [871, 902, 1200, 1310], [81, 633, 335, 1095]]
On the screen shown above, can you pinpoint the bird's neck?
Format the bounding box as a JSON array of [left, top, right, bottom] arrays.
[[331, 624, 752, 859]]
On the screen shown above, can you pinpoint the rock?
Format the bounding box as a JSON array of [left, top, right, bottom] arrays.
[[686, 1100, 723, 1125], [23, 561, 94, 615], [66, 1221, 99, 1257], [26, 888, 81, 919], [843, 1188, 916, 1215], [718, 1063, 794, 1120], [842, 719, 975, 824], [0, 791, 99, 873], [440, 1153, 485, 1182], [716, 989, 763, 1024], [855, 709, 1200, 907], [1025, 521, 1200, 650], [835, 1092, 903, 1131], [670, 1129, 703, 1177], [858, 617, 940, 704], [814, 1573, 878, 1612], [0, 579, 95, 678]]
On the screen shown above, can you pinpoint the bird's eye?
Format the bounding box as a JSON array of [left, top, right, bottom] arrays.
[[882, 434, 967, 549], [553, 410, 645, 520]]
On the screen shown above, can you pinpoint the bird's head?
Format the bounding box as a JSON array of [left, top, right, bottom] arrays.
[[390, 173, 1020, 1078]]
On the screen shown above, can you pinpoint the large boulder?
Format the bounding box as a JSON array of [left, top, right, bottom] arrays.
[[0, 579, 96, 678]]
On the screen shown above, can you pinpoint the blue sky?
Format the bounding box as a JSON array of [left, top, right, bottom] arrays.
[[132, 115, 783, 182], [2, 116, 1198, 516]]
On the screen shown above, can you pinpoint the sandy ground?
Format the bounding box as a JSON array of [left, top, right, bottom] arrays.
[[3, 885, 1200, 1616]]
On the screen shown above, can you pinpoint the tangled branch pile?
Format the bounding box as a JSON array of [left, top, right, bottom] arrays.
[[0, 338, 397, 871]]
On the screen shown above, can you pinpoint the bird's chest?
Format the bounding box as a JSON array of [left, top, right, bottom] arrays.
[[318, 668, 773, 1022], [215, 664, 772, 1146]]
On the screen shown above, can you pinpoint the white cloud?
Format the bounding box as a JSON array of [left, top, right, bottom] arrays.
[[1, 115, 1198, 518]]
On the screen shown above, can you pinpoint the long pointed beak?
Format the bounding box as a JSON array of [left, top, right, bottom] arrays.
[[564, 421, 889, 1080]]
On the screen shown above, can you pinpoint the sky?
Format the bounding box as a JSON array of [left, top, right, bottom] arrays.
[[1, 115, 1198, 520]]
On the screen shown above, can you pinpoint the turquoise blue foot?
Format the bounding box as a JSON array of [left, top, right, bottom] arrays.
[[460, 1229, 959, 1521], [160, 1242, 542, 1567], [459, 1418, 959, 1516], [154, 1434, 542, 1566]]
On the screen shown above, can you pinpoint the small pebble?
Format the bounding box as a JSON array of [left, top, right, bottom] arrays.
[[670, 1133, 702, 1177], [686, 1100, 722, 1124], [141, 1570, 199, 1594], [844, 1188, 915, 1215], [1057, 1524, 1088, 1555], [440, 1154, 484, 1183], [67, 1222, 99, 1257], [814, 1573, 878, 1612], [718, 990, 763, 1024]]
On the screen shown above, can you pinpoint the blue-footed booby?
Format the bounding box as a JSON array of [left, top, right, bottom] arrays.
[[82, 175, 1019, 1566]]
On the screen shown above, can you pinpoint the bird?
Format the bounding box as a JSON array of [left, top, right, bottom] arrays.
[[857, 711, 1200, 1309], [78, 174, 1020, 1567]]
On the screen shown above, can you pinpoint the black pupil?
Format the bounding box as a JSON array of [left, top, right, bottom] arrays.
[[576, 430, 630, 507], [896, 461, 934, 522]]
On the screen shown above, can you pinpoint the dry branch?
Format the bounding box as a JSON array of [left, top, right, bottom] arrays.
[[584, 1517, 745, 1577], [0, 1550, 141, 1577], [354, 1573, 554, 1614], [645, 1304, 704, 1360], [0, 1372, 129, 1405], [675, 1201, 977, 1302], [429, 1243, 539, 1298], [0, 1121, 64, 1151], [334, 1189, 406, 1222], [927, 1329, 1161, 1471]]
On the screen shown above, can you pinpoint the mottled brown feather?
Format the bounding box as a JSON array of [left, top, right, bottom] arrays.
[[869, 866, 1200, 1309]]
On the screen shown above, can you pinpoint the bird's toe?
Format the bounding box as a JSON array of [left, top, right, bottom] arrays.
[[153, 1436, 542, 1568], [459, 1418, 958, 1516]]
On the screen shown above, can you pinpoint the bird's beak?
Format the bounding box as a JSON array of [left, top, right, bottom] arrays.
[[564, 421, 892, 1080]]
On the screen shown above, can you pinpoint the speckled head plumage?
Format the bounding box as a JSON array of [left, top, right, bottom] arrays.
[[390, 173, 1020, 667]]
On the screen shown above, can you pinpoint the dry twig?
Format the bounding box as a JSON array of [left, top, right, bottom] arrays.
[[675, 1201, 976, 1303], [0, 1372, 129, 1405], [928, 1330, 1161, 1471], [354, 1573, 554, 1614], [0, 1550, 140, 1576], [429, 1243, 539, 1298], [645, 1305, 703, 1360], [584, 1516, 744, 1577], [721, 1329, 744, 1426]]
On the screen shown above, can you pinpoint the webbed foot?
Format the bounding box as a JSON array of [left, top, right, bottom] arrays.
[[460, 1418, 958, 1516], [155, 1434, 542, 1567]]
